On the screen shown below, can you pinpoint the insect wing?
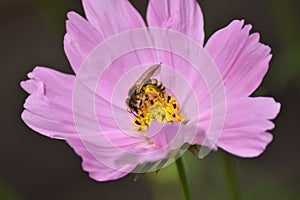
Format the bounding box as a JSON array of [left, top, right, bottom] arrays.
[[134, 63, 161, 93]]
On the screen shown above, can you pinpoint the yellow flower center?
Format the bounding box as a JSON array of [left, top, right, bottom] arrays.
[[133, 84, 184, 132]]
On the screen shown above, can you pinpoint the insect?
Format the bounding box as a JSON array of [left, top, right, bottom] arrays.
[[145, 78, 166, 97], [126, 63, 163, 116]]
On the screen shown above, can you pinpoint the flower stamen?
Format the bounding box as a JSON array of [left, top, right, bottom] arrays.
[[133, 84, 184, 132]]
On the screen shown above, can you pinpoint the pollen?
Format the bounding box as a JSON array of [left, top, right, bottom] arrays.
[[133, 84, 184, 132]]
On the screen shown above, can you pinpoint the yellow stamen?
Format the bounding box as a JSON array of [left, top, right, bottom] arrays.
[[133, 84, 184, 132]]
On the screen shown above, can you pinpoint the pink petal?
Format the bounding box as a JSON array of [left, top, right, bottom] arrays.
[[147, 0, 205, 45], [20, 67, 159, 179], [205, 20, 272, 99], [64, 12, 103, 73], [217, 97, 281, 157], [21, 67, 76, 139], [66, 136, 131, 181], [82, 0, 146, 39]]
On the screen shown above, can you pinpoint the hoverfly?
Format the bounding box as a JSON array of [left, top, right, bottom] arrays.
[[126, 63, 164, 116]]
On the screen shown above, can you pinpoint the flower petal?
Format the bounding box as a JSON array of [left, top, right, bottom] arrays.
[[147, 0, 205, 45], [82, 0, 146, 39], [21, 67, 76, 139], [21, 67, 148, 180], [217, 97, 281, 157], [66, 136, 131, 181], [64, 12, 103, 74], [205, 20, 272, 99]]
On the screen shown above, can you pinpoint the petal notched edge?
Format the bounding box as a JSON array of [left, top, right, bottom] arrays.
[[147, 0, 205, 45], [82, 0, 146, 39], [205, 20, 272, 99], [64, 11, 103, 74], [21, 67, 76, 139], [217, 97, 281, 158]]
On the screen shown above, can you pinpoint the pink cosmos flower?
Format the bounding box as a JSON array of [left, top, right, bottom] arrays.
[[21, 0, 280, 181]]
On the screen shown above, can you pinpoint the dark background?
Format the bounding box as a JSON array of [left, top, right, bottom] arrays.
[[1, 0, 300, 199]]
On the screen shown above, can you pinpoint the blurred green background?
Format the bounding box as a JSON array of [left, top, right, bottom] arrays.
[[1, 0, 299, 199]]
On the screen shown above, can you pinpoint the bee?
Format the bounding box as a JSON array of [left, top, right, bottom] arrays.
[[145, 78, 166, 98], [126, 63, 162, 116]]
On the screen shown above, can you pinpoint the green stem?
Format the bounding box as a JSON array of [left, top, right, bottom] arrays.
[[221, 151, 241, 200], [175, 156, 191, 200]]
